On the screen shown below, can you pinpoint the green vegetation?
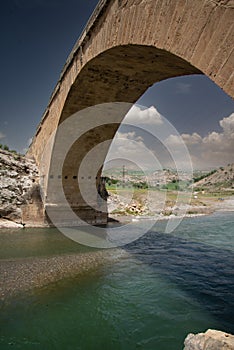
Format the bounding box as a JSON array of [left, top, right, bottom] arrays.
[[0, 144, 22, 162], [132, 181, 148, 189], [193, 169, 217, 182], [0, 144, 17, 154], [161, 180, 190, 191], [0, 144, 9, 151]]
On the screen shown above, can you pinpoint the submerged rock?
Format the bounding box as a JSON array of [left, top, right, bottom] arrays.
[[184, 329, 234, 350]]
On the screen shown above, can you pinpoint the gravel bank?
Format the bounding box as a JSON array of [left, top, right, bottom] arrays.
[[0, 250, 119, 302]]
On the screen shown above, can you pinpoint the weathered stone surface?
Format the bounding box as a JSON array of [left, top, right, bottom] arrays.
[[184, 329, 234, 350], [0, 206, 22, 222], [0, 149, 44, 226], [26, 0, 234, 225]]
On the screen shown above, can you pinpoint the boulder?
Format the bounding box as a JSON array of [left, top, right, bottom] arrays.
[[184, 329, 234, 350]]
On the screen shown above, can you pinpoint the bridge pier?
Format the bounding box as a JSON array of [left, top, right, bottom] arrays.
[[44, 205, 108, 227]]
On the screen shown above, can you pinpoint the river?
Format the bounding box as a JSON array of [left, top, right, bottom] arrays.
[[0, 212, 233, 349]]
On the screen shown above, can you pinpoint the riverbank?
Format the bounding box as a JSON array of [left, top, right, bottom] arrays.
[[109, 195, 234, 224], [0, 196, 233, 228], [0, 218, 48, 229]]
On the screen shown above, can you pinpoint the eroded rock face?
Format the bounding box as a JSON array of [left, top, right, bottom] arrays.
[[184, 329, 234, 350], [0, 149, 40, 223]]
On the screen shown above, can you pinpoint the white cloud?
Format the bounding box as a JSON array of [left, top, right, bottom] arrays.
[[181, 133, 202, 145], [105, 108, 234, 171], [219, 112, 234, 133], [177, 113, 234, 168], [107, 131, 144, 158], [123, 105, 163, 125], [164, 134, 183, 147], [104, 131, 159, 170]]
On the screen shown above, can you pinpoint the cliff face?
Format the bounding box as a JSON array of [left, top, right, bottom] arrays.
[[0, 149, 42, 225]]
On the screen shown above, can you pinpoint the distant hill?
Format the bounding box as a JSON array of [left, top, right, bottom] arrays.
[[194, 164, 234, 192]]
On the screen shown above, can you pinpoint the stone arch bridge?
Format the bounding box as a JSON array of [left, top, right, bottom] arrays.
[[26, 0, 234, 226]]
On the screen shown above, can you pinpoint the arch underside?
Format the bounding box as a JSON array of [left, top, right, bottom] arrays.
[[28, 0, 233, 226], [46, 45, 202, 226], [60, 45, 201, 122]]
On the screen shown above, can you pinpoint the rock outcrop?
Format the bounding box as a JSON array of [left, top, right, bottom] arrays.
[[194, 164, 234, 192], [184, 329, 234, 350], [0, 149, 43, 226], [107, 192, 149, 216]]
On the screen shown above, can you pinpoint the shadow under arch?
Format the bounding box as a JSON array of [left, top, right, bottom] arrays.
[[40, 37, 233, 230], [59, 44, 202, 123], [43, 45, 202, 225]]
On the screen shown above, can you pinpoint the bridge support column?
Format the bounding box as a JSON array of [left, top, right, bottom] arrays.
[[44, 205, 108, 227]]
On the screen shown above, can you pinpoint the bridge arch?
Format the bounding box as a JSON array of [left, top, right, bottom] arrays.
[[27, 0, 234, 225]]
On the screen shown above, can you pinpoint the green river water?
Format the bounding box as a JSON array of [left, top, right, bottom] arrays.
[[0, 211, 233, 349]]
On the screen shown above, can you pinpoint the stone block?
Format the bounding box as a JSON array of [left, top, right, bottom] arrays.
[[184, 329, 234, 350]]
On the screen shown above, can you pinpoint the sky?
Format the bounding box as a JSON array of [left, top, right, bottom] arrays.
[[0, 0, 233, 170], [105, 104, 234, 171]]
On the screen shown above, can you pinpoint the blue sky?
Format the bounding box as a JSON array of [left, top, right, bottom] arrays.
[[0, 0, 98, 151], [0, 0, 233, 168]]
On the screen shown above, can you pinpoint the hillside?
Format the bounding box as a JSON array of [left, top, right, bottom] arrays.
[[194, 164, 234, 192]]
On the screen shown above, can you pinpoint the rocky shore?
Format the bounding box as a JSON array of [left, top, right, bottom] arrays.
[[0, 149, 41, 226], [107, 191, 234, 224]]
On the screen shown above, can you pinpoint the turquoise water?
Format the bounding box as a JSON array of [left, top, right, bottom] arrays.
[[0, 212, 233, 349]]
